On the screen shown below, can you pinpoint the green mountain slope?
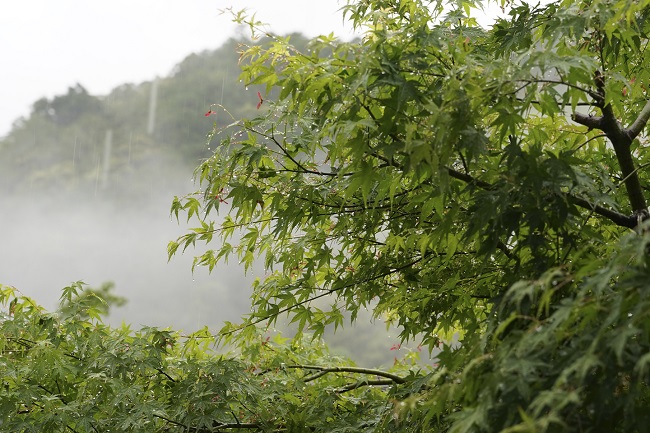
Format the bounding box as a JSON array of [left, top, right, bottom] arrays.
[[0, 36, 268, 200]]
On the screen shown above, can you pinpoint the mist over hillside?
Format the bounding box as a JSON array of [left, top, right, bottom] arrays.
[[0, 183, 256, 331]]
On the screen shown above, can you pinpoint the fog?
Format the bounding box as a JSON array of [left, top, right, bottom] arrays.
[[1, 172, 415, 366], [0, 168, 254, 331]]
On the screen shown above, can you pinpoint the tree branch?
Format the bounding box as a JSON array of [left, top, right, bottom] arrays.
[[626, 99, 650, 140], [566, 195, 636, 229], [519, 98, 594, 107], [287, 364, 406, 384], [446, 167, 494, 190], [219, 256, 426, 337], [518, 78, 603, 102], [446, 166, 638, 229], [154, 413, 262, 432], [336, 378, 396, 393], [571, 73, 648, 213], [156, 367, 176, 382], [571, 112, 603, 130], [248, 124, 337, 177]]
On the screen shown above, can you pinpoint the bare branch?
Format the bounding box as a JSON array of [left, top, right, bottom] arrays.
[[246, 124, 337, 177], [517, 98, 594, 107], [597, 103, 648, 212], [156, 367, 176, 383]]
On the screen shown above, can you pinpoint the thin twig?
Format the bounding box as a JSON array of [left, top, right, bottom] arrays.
[[286, 365, 406, 384]]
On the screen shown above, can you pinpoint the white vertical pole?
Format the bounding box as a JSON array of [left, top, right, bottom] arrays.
[[147, 78, 159, 136], [101, 129, 112, 189]]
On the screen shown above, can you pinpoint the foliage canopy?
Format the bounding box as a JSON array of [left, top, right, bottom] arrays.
[[5, 0, 650, 431]]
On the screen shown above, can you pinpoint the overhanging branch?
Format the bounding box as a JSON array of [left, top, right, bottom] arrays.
[[288, 364, 406, 384], [572, 112, 603, 130], [566, 195, 636, 229], [446, 167, 637, 229], [626, 99, 650, 140]]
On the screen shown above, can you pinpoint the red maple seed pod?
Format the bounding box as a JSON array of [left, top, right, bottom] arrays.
[[256, 91, 264, 109]]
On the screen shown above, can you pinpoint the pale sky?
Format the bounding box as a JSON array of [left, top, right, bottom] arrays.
[[0, 1, 357, 137]]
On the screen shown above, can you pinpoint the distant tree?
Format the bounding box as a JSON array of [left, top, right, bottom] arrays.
[[57, 281, 127, 319], [4, 0, 650, 432], [32, 84, 104, 126]]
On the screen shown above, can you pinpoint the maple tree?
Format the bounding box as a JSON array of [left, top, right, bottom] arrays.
[[5, 0, 650, 431]]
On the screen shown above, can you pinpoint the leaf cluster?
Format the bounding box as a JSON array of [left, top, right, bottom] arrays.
[[0, 284, 421, 432]]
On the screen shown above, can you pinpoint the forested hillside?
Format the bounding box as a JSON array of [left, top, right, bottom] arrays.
[[0, 36, 261, 200]]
